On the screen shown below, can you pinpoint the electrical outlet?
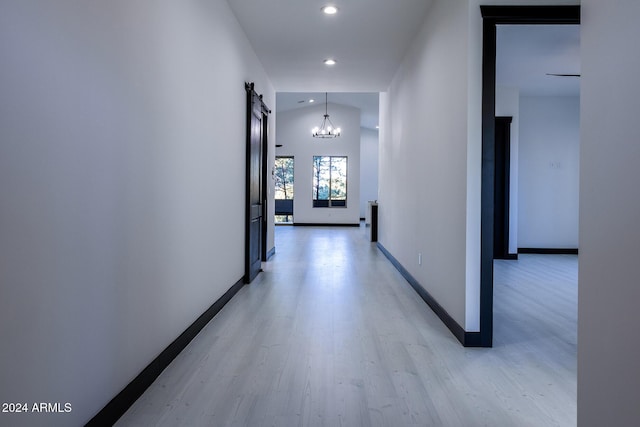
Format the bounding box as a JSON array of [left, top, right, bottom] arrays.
[[550, 161, 562, 169]]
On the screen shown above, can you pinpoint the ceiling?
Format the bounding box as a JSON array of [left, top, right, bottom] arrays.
[[497, 25, 581, 96], [227, 4, 580, 128], [277, 92, 379, 130], [227, 0, 435, 92]]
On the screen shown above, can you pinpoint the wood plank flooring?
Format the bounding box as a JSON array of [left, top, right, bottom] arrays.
[[116, 226, 577, 426]]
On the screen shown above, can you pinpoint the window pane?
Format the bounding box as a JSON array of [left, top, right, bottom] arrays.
[[313, 156, 330, 200], [275, 157, 294, 200], [313, 156, 347, 207], [330, 157, 347, 200]]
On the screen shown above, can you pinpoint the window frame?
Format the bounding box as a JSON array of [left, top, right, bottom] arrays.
[[312, 155, 348, 208], [274, 156, 294, 223]]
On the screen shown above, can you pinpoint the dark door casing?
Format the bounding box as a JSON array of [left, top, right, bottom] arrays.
[[494, 116, 514, 260], [479, 5, 580, 348]]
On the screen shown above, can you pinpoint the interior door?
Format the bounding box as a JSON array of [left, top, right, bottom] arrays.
[[494, 116, 513, 260], [245, 83, 269, 283], [260, 113, 269, 262]]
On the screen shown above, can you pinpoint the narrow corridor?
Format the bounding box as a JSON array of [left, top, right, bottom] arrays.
[[118, 225, 576, 426]]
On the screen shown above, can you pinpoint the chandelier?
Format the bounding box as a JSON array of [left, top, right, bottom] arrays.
[[311, 93, 341, 138]]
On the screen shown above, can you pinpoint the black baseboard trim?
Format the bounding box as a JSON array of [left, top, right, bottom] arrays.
[[293, 223, 360, 227], [518, 248, 578, 255], [266, 246, 276, 260], [495, 253, 518, 260], [376, 243, 484, 347], [86, 277, 245, 426]]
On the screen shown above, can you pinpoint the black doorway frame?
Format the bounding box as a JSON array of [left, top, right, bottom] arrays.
[[494, 116, 515, 260], [479, 5, 580, 347]]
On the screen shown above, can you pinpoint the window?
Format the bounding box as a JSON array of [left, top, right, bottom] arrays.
[[312, 156, 347, 207], [274, 156, 294, 223]]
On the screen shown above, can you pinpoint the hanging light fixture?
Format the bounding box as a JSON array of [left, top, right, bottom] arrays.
[[311, 92, 341, 138]]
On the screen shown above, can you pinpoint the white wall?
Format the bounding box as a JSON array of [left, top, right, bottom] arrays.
[[495, 85, 520, 255], [379, 0, 472, 329], [578, 0, 640, 425], [518, 96, 580, 249], [275, 103, 361, 224], [379, 0, 581, 334], [360, 127, 380, 218], [0, 1, 274, 426]]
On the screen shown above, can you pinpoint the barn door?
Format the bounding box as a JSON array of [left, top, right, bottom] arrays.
[[245, 83, 270, 283]]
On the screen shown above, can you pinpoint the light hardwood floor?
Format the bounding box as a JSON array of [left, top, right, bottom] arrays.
[[116, 226, 577, 426]]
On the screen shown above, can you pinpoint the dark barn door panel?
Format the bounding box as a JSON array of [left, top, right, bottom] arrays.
[[245, 83, 270, 283]]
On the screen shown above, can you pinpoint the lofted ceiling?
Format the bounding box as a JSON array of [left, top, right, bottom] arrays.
[[277, 92, 379, 130]]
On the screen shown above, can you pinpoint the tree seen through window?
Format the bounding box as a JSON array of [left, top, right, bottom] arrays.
[[313, 156, 347, 207], [274, 157, 294, 223]]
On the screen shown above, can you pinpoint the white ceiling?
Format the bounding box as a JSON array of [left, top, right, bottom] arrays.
[[227, 0, 435, 92], [227, 4, 581, 129], [497, 25, 580, 96]]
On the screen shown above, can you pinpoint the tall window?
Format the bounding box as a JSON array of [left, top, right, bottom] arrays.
[[274, 156, 294, 223], [313, 156, 347, 207]]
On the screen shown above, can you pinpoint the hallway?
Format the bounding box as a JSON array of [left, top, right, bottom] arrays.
[[117, 226, 576, 426]]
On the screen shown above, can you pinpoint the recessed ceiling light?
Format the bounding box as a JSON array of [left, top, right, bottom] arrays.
[[322, 5, 338, 15], [324, 59, 336, 66], [309, 99, 315, 103]]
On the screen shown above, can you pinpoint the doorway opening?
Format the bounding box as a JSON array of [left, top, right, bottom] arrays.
[[479, 5, 580, 347], [273, 92, 379, 227]]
